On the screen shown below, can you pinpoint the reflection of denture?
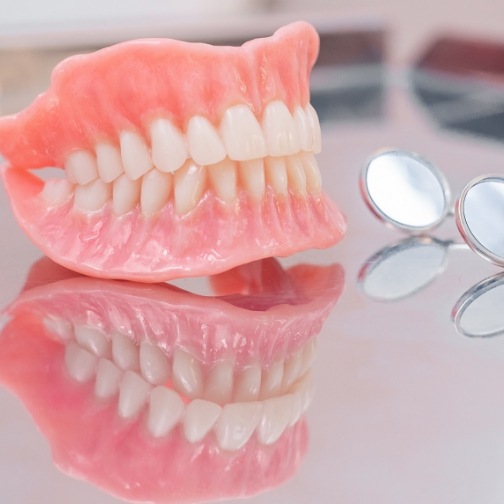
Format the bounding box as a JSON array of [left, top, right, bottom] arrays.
[[0, 257, 344, 503], [0, 22, 346, 282]]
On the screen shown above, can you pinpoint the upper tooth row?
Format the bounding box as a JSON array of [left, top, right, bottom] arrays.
[[64, 101, 322, 185]]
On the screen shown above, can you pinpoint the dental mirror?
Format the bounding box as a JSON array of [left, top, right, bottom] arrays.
[[452, 272, 504, 338], [361, 150, 451, 233], [456, 175, 504, 267]]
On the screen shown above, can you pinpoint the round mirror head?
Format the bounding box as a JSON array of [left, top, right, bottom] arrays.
[[360, 150, 451, 233], [452, 272, 504, 338], [358, 236, 449, 301], [456, 175, 504, 266]]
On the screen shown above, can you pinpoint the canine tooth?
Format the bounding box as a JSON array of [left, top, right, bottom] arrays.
[[94, 358, 122, 399], [74, 179, 111, 212], [113, 173, 141, 215], [65, 150, 99, 185], [118, 370, 152, 419], [120, 131, 152, 180], [141, 169, 172, 216], [214, 402, 263, 451], [264, 157, 288, 197], [112, 332, 139, 371], [74, 326, 110, 358], [293, 106, 312, 152], [147, 386, 184, 438], [183, 399, 222, 443], [258, 395, 295, 445], [207, 159, 237, 204], [186, 116, 226, 165], [220, 104, 267, 161], [234, 365, 261, 401], [96, 143, 124, 182], [305, 104, 322, 153], [260, 361, 284, 399], [150, 118, 187, 173], [203, 360, 234, 404], [41, 179, 73, 206], [239, 159, 265, 199], [302, 153, 322, 193], [43, 316, 73, 341], [282, 351, 303, 390], [64, 341, 97, 383], [174, 161, 206, 215], [139, 342, 170, 385], [172, 349, 203, 398], [286, 156, 307, 196], [262, 101, 300, 156]]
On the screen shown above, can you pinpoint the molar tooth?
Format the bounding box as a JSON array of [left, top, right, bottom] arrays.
[[234, 365, 261, 401], [172, 349, 203, 399], [147, 386, 184, 438], [65, 150, 99, 185], [203, 360, 234, 404], [207, 159, 237, 204], [282, 351, 303, 390], [286, 155, 307, 197], [120, 131, 152, 180], [118, 370, 152, 419], [94, 358, 122, 399], [112, 173, 141, 215], [74, 179, 111, 212], [291, 373, 314, 424], [141, 169, 172, 216], [239, 159, 265, 199], [43, 316, 73, 341], [260, 361, 284, 399], [300, 339, 317, 375], [150, 118, 187, 173], [64, 341, 97, 383], [293, 106, 312, 152], [264, 157, 288, 197], [262, 101, 300, 156], [174, 161, 206, 215], [112, 332, 139, 372], [214, 402, 263, 451], [41, 179, 74, 206], [74, 325, 111, 358], [302, 153, 322, 194], [258, 395, 295, 445], [96, 143, 124, 182], [186, 116, 226, 166], [183, 399, 222, 443], [220, 104, 267, 161], [305, 103, 322, 153], [139, 342, 170, 385]]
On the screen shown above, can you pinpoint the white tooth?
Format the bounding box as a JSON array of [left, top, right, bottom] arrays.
[[94, 358, 122, 399], [305, 103, 322, 153], [118, 370, 152, 419], [65, 150, 99, 185], [139, 342, 170, 385], [120, 131, 152, 180], [173, 161, 206, 215], [112, 173, 141, 215], [147, 386, 184, 438], [214, 402, 263, 451], [112, 332, 139, 372], [293, 106, 312, 152], [150, 118, 188, 173], [239, 159, 265, 199], [96, 143, 124, 182], [260, 361, 284, 399], [186, 116, 226, 165], [262, 101, 300, 156], [301, 153, 322, 194], [207, 158, 237, 204], [286, 155, 307, 197], [282, 350, 303, 390], [41, 179, 74, 206], [234, 365, 261, 401], [264, 157, 288, 197], [172, 349, 203, 399], [64, 341, 97, 383], [141, 169, 172, 216], [203, 360, 234, 404], [74, 179, 111, 212], [43, 316, 73, 341], [300, 339, 316, 375], [183, 399, 222, 443], [220, 104, 267, 161], [74, 326, 110, 358], [258, 395, 295, 445], [291, 373, 314, 423]]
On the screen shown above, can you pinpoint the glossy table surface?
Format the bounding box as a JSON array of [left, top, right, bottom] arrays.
[[2, 30, 504, 504]]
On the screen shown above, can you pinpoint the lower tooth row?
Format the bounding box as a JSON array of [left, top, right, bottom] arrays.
[[43, 153, 322, 215]]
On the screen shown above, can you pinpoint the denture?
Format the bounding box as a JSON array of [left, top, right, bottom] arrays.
[[0, 22, 346, 282], [0, 257, 343, 502]]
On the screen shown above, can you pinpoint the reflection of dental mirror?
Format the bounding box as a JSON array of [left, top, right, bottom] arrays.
[[452, 272, 504, 338], [360, 150, 451, 233]]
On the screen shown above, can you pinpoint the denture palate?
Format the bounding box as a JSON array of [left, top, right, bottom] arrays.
[[56, 319, 316, 451], [46, 101, 323, 216]]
